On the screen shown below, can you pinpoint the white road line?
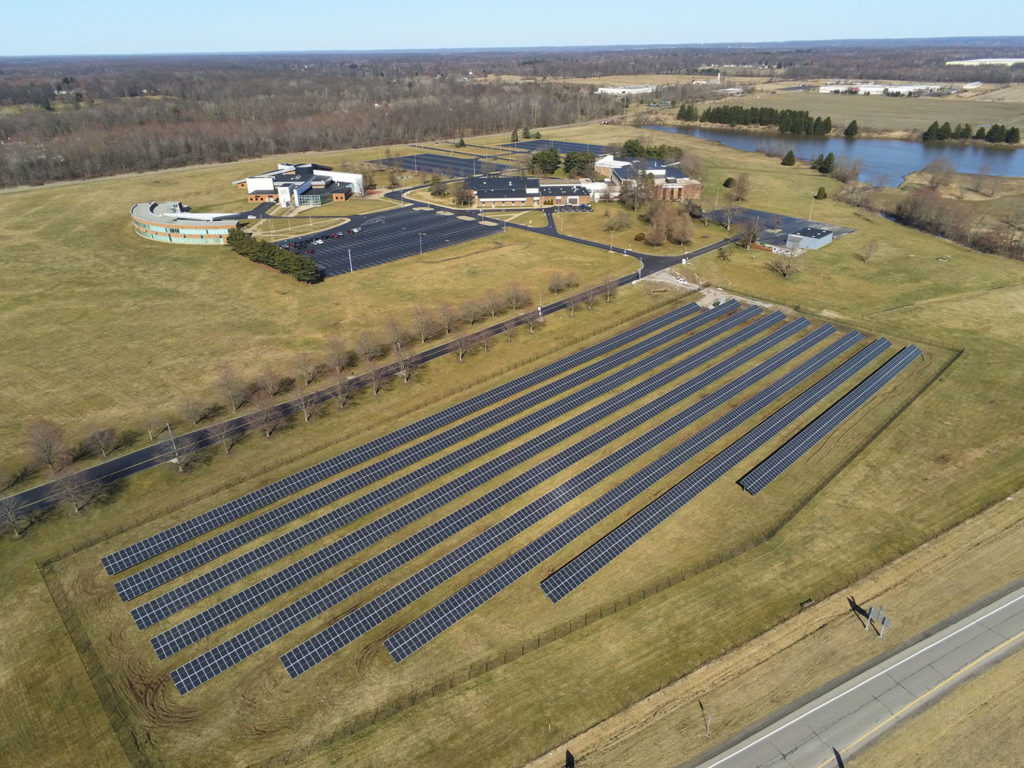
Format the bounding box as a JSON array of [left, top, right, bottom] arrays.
[[701, 589, 1024, 767]]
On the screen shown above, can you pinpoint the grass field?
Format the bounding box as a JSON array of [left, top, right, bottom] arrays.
[[3, 118, 1024, 768], [716, 89, 1024, 134], [0, 157, 636, 465]]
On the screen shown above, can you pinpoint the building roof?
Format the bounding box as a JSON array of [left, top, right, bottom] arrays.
[[791, 226, 832, 240], [539, 184, 589, 196], [130, 201, 243, 227]]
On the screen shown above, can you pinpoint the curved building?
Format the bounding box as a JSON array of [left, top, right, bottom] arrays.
[[131, 201, 243, 245]]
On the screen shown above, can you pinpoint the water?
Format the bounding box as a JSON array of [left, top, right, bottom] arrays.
[[645, 125, 1024, 185]]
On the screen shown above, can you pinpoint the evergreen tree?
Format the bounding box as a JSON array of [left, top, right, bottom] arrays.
[[986, 124, 1007, 143], [676, 103, 698, 121], [456, 137, 466, 147], [819, 152, 835, 175], [937, 122, 952, 140], [843, 120, 859, 137], [812, 116, 824, 135], [815, 186, 828, 200], [975, 126, 988, 140], [511, 128, 519, 144], [781, 149, 796, 166], [1006, 126, 1021, 144], [823, 116, 832, 134], [922, 121, 940, 141], [810, 154, 824, 170]]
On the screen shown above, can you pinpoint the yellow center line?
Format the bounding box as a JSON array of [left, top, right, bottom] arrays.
[[814, 626, 1024, 768]]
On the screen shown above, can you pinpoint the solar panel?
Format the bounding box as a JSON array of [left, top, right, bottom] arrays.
[[132, 303, 753, 628], [167, 307, 782, 692], [380, 331, 873, 662], [539, 338, 895, 601], [738, 346, 922, 495], [274, 321, 838, 680], [502, 140, 609, 155], [102, 303, 702, 577], [152, 311, 788, 660]]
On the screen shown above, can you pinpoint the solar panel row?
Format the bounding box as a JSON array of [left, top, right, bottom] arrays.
[[738, 346, 922, 495], [380, 331, 870, 662], [101, 303, 699, 576], [133, 305, 755, 628], [152, 311, 787, 660], [539, 338, 895, 601], [171, 316, 820, 693], [275, 320, 835, 680], [167, 307, 778, 693], [113, 305, 709, 597]]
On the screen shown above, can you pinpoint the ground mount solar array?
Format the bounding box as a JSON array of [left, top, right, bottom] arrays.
[[99, 303, 920, 694], [371, 153, 509, 177]]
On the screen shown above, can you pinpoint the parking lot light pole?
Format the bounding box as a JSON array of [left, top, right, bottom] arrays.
[[348, 248, 353, 274], [419, 232, 425, 254]]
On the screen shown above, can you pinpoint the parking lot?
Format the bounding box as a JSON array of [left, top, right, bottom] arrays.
[[277, 206, 494, 277]]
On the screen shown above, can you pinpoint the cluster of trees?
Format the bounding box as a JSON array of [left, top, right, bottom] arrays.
[[0, 55, 616, 187], [922, 121, 1020, 143], [810, 152, 835, 174], [226, 229, 322, 283], [892, 187, 1023, 258], [618, 138, 683, 160], [697, 105, 833, 135], [527, 148, 596, 176]]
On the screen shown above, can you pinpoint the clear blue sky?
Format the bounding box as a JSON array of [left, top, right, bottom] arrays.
[[1, 0, 1020, 57]]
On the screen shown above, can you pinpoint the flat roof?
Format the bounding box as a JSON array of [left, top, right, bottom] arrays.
[[131, 201, 243, 227], [791, 226, 832, 239]]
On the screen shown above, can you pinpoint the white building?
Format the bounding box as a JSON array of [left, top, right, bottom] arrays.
[[234, 162, 364, 208], [818, 82, 943, 96], [596, 85, 656, 95], [946, 58, 1024, 66]]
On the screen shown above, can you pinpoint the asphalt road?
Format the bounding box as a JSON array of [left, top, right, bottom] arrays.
[[692, 585, 1024, 768]]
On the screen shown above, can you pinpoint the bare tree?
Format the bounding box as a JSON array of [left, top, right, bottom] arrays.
[[768, 254, 802, 278], [55, 472, 99, 516], [331, 375, 358, 409], [478, 330, 493, 352], [356, 331, 385, 363], [207, 420, 240, 455], [564, 271, 580, 290], [453, 334, 474, 361], [583, 287, 600, 310], [717, 246, 731, 261], [385, 315, 410, 354], [395, 349, 418, 382], [252, 390, 285, 437], [857, 239, 880, 264], [26, 419, 68, 476], [412, 305, 440, 343], [324, 336, 351, 376], [168, 433, 200, 472], [604, 210, 632, 232], [217, 366, 248, 412], [502, 318, 517, 342], [0, 495, 22, 539], [86, 426, 119, 458], [436, 301, 460, 335], [547, 272, 565, 294], [0, 463, 26, 495], [738, 220, 760, 249], [504, 281, 531, 310], [295, 389, 320, 422], [369, 365, 391, 395], [180, 396, 208, 426], [565, 294, 579, 317], [295, 351, 319, 387], [732, 173, 750, 202], [259, 366, 284, 397], [602, 276, 619, 302], [924, 159, 956, 189], [459, 300, 485, 326], [525, 309, 543, 333], [483, 289, 503, 318]]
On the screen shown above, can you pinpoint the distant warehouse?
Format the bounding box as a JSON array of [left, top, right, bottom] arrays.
[[130, 202, 243, 245]]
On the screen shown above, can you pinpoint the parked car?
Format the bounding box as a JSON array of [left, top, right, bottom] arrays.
[[347, 227, 361, 234]]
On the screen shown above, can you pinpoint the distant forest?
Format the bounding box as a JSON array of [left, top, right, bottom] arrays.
[[1, 40, 1022, 187]]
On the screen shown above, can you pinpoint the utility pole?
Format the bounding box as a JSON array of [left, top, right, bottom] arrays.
[[348, 248, 353, 274]]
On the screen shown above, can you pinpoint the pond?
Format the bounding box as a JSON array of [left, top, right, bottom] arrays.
[[645, 125, 1024, 185]]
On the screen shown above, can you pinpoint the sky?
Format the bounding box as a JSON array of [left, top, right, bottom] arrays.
[[1, 0, 1021, 57]]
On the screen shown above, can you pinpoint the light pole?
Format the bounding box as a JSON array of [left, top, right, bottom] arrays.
[[348, 248, 353, 274], [609, 231, 614, 253], [419, 232, 425, 254], [165, 423, 178, 462], [809, 195, 815, 221]]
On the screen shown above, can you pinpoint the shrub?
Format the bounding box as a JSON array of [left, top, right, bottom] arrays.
[[722, 177, 735, 188]]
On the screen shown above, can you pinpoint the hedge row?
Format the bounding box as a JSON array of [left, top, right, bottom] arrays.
[[227, 228, 323, 283]]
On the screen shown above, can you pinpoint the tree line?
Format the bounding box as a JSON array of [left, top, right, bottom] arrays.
[[922, 121, 1021, 143], [226, 229, 322, 283], [692, 105, 833, 135], [0, 274, 635, 531]]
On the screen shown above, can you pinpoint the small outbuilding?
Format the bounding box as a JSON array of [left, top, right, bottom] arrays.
[[786, 226, 834, 251]]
